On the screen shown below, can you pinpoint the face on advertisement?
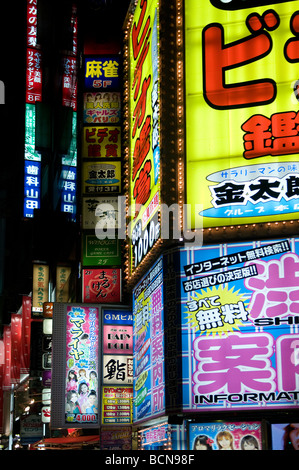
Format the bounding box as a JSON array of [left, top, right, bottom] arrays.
[[289, 424, 299, 450], [194, 435, 213, 450], [216, 431, 234, 450], [240, 435, 259, 450]]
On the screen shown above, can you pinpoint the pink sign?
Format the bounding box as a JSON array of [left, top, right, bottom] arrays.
[[103, 325, 133, 354]]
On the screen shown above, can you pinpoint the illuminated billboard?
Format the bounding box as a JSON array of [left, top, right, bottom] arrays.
[[185, 0, 299, 228], [82, 125, 121, 159], [132, 256, 165, 423], [126, 0, 161, 274], [82, 268, 122, 303], [51, 303, 100, 428], [166, 237, 299, 412], [51, 304, 132, 428], [83, 92, 121, 124], [84, 56, 120, 90], [188, 421, 263, 450], [82, 160, 121, 194]]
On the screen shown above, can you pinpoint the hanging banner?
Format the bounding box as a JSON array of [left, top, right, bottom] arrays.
[[10, 314, 22, 385], [32, 264, 49, 315], [185, 0, 299, 228], [3, 326, 11, 390], [21, 296, 32, 374], [56, 266, 71, 303]]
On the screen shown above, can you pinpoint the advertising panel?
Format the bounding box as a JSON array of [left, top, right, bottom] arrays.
[[103, 324, 133, 355], [83, 92, 121, 124], [100, 426, 132, 450], [128, 0, 161, 273], [82, 196, 119, 230], [133, 256, 165, 423], [82, 160, 121, 194], [55, 266, 71, 303], [101, 386, 133, 424], [24, 0, 42, 219], [103, 355, 133, 385], [271, 422, 299, 450], [185, 0, 299, 228], [189, 421, 263, 450], [175, 238, 299, 412], [26, 48, 42, 103], [82, 268, 121, 303], [82, 232, 121, 266], [24, 103, 42, 162], [62, 56, 77, 110], [82, 125, 121, 159], [84, 56, 120, 90], [65, 305, 99, 425], [32, 264, 49, 315], [138, 422, 169, 450], [60, 164, 77, 220], [24, 159, 41, 218]]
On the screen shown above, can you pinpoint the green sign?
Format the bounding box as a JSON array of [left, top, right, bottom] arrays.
[[82, 232, 121, 266]]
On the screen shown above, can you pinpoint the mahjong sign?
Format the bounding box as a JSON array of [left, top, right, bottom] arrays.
[[185, 0, 299, 228]]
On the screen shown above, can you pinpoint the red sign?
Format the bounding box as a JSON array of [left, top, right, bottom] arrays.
[[82, 269, 121, 303], [26, 48, 42, 103]]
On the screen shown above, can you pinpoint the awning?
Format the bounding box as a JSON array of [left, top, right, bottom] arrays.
[[31, 435, 100, 450]]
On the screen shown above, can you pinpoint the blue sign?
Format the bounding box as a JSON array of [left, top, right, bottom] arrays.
[[84, 56, 120, 90], [24, 160, 41, 218], [103, 309, 132, 325]]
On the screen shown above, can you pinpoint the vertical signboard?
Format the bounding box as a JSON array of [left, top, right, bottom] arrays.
[[24, 0, 41, 218], [60, 5, 78, 221], [132, 257, 165, 423], [127, 0, 161, 274], [51, 303, 100, 428], [32, 264, 49, 316], [56, 266, 71, 303], [185, 0, 299, 228], [174, 237, 299, 412]]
